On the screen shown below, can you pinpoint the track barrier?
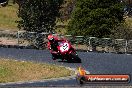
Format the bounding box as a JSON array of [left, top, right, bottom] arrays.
[[0, 30, 132, 54]]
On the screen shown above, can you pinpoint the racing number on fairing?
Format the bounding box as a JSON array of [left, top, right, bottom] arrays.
[[60, 43, 69, 52], [63, 43, 68, 50]]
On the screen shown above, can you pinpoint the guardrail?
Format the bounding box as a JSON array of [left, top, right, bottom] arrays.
[[0, 30, 132, 54]]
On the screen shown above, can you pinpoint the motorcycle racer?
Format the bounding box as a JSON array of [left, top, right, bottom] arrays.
[[47, 34, 64, 60], [47, 34, 81, 63]]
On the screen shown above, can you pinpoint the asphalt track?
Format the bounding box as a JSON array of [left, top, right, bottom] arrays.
[[0, 47, 132, 87]]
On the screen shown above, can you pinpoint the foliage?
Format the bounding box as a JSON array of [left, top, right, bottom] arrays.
[[18, 0, 63, 33], [17, 0, 63, 49], [59, 0, 75, 21], [111, 17, 132, 40], [122, 0, 132, 5], [67, 0, 124, 38]]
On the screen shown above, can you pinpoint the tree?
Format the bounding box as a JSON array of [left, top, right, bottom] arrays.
[[67, 0, 124, 38], [122, 0, 132, 16], [59, 0, 75, 22], [18, 0, 63, 33], [17, 0, 63, 49], [122, 0, 132, 5], [111, 18, 132, 40]]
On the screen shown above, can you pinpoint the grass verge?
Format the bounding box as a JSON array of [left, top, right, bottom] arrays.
[[0, 3, 69, 33], [0, 58, 74, 83], [0, 3, 19, 31]]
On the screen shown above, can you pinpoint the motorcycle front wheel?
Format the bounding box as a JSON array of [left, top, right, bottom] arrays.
[[67, 53, 82, 63]]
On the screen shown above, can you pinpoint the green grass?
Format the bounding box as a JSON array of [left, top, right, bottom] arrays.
[[0, 3, 69, 33], [0, 3, 19, 31], [0, 58, 74, 83]]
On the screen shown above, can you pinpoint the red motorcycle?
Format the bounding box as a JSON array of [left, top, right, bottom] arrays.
[[53, 40, 81, 63]]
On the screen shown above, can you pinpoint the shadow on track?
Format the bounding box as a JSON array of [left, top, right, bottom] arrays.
[[57, 60, 82, 63]]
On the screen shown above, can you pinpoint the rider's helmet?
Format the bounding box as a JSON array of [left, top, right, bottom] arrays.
[[48, 34, 55, 43]]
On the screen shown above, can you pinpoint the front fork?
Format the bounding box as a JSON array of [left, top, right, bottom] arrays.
[[68, 47, 76, 55]]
